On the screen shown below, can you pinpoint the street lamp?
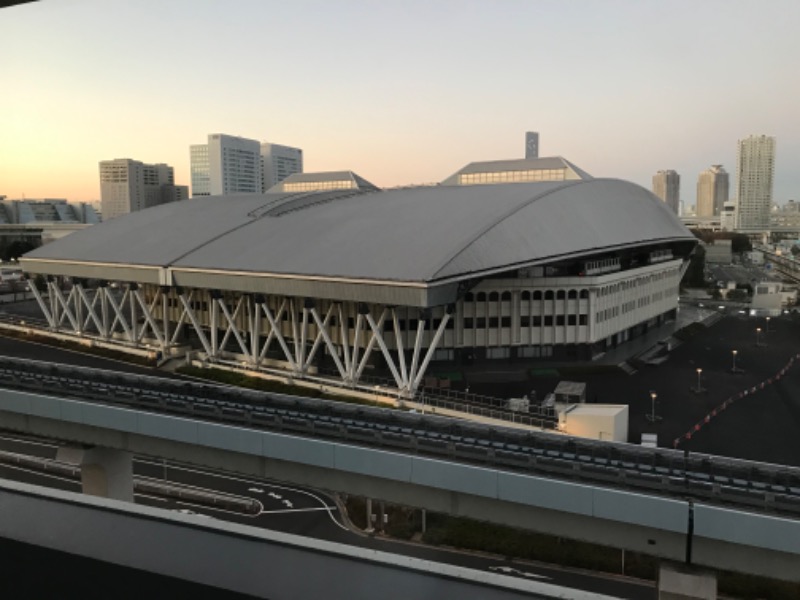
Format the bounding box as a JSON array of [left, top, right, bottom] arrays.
[[646, 390, 660, 422], [731, 350, 738, 373], [756, 327, 763, 347], [694, 368, 705, 393], [766, 316, 771, 332]]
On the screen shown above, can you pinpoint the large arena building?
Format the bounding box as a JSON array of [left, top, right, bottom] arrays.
[[20, 160, 697, 395]]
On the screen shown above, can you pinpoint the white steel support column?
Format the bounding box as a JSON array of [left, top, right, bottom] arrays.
[[129, 287, 138, 343], [349, 312, 364, 381], [309, 306, 346, 380], [101, 286, 110, 339], [48, 281, 60, 329], [248, 296, 259, 366], [178, 293, 212, 356], [338, 304, 351, 377], [50, 282, 80, 332], [169, 290, 194, 345], [289, 299, 300, 367], [411, 311, 452, 391], [209, 293, 219, 357], [73, 286, 84, 334], [216, 296, 248, 357], [105, 288, 133, 341], [408, 316, 427, 388], [365, 311, 404, 390], [304, 304, 334, 371], [132, 288, 164, 346], [354, 308, 388, 383], [391, 308, 409, 388], [259, 300, 297, 370], [27, 279, 54, 328], [161, 288, 170, 350], [298, 303, 309, 373], [74, 284, 104, 337]]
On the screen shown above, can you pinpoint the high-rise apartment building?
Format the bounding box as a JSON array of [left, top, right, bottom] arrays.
[[525, 132, 539, 159], [652, 170, 680, 214], [261, 143, 303, 191], [735, 135, 776, 231], [696, 165, 729, 217], [99, 159, 187, 220], [190, 134, 261, 197]]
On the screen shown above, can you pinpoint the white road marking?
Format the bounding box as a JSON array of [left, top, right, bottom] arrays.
[[488, 566, 550, 580], [136, 458, 349, 531]]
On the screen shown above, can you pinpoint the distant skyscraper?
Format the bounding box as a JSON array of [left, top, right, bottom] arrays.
[[652, 170, 680, 214], [696, 165, 729, 217], [525, 132, 539, 159], [190, 134, 261, 197], [735, 135, 776, 231], [99, 159, 187, 220], [261, 143, 303, 191]]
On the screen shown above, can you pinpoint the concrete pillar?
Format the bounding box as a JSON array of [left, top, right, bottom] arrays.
[[365, 498, 374, 533], [57, 446, 134, 502], [658, 563, 717, 599]]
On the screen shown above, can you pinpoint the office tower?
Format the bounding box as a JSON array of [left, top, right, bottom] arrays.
[[261, 143, 303, 191], [652, 170, 680, 214], [525, 132, 539, 159], [99, 159, 187, 220], [735, 135, 776, 231], [696, 165, 729, 217], [190, 134, 261, 197]]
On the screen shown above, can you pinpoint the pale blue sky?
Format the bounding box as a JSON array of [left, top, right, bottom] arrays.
[[2, 0, 798, 204]]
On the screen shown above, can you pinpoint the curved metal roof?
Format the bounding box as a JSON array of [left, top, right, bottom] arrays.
[[22, 179, 695, 306]]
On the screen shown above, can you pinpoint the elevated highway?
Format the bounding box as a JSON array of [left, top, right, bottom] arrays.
[[0, 356, 798, 582]]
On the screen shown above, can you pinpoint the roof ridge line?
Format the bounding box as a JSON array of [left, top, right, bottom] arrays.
[[428, 180, 588, 280]]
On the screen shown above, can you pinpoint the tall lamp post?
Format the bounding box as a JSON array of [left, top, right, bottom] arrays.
[[646, 390, 660, 422], [731, 349, 738, 373], [766, 316, 771, 332], [694, 367, 705, 393], [756, 327, 763, 347]]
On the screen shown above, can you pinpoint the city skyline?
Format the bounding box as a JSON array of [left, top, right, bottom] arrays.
[[1, 1, 798, 203]]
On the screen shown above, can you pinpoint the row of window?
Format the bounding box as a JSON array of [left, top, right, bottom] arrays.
[[597, 271, 675, 297], [464, 289, 590, 302], [283, 180, 355, 192], [457, 169, 567, 185]]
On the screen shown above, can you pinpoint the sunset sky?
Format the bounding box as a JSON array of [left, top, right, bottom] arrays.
[[1, 0, 798, 204]]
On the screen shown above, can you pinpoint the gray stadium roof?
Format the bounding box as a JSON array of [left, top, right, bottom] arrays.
[[441, 156, 593, 185], [22, 179, 696, 307]]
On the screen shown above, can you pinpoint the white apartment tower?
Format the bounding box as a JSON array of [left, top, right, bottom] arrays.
[[735, 135, 776, 231], [99, 159, 187, 220], [652, 170, 680, 214], [190, 134, 261, 197], [261, 143, 303, 190], [696, 165, 729, 217]]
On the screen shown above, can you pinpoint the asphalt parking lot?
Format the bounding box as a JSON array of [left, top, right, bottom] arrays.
[[471, 312, 800, 468]]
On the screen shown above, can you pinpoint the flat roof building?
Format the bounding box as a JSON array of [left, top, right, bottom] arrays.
[[261, 143, 303, 191], [696, 165, 729, 218], [191, 134, 261, 197], [99, 159, 187, 221], [736, 135, 776, 232], [652, 170, 680, 215]]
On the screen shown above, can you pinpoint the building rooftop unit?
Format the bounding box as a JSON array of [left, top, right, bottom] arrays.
[[442, 157, 592, 186], [268, 171, 379, 194]]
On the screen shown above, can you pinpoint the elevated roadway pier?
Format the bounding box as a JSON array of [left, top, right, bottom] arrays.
[[0, 379, 798, 583]]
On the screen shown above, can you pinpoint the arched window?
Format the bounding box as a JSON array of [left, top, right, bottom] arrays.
[[521, 291, 531, 301], [464, 292, 474, 302], [567, 289, 577, 299], [556, 290, 566, 300], [476, 292, 487, 302], [579, 289, 589, 299], [533, 290, 542, 300], [544, 290, 554, 300], [488, 291, 499, 302], [500, 291, 512, 301]]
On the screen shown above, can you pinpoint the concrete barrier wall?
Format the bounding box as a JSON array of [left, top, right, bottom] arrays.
[[1, 386, 799, 581]]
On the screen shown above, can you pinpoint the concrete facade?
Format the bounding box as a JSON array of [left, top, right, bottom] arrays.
[[99, 158, 187, 220], [653, 170, 680, 215], [190, 134, 261, 197], [736, 135, 775, 232], [260, 142, 303, 191], [696, 165, 728, 218]]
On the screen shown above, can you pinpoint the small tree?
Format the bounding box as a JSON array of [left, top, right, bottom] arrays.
[[727, 289, 749, 302], [791, 244, 800, 257]]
